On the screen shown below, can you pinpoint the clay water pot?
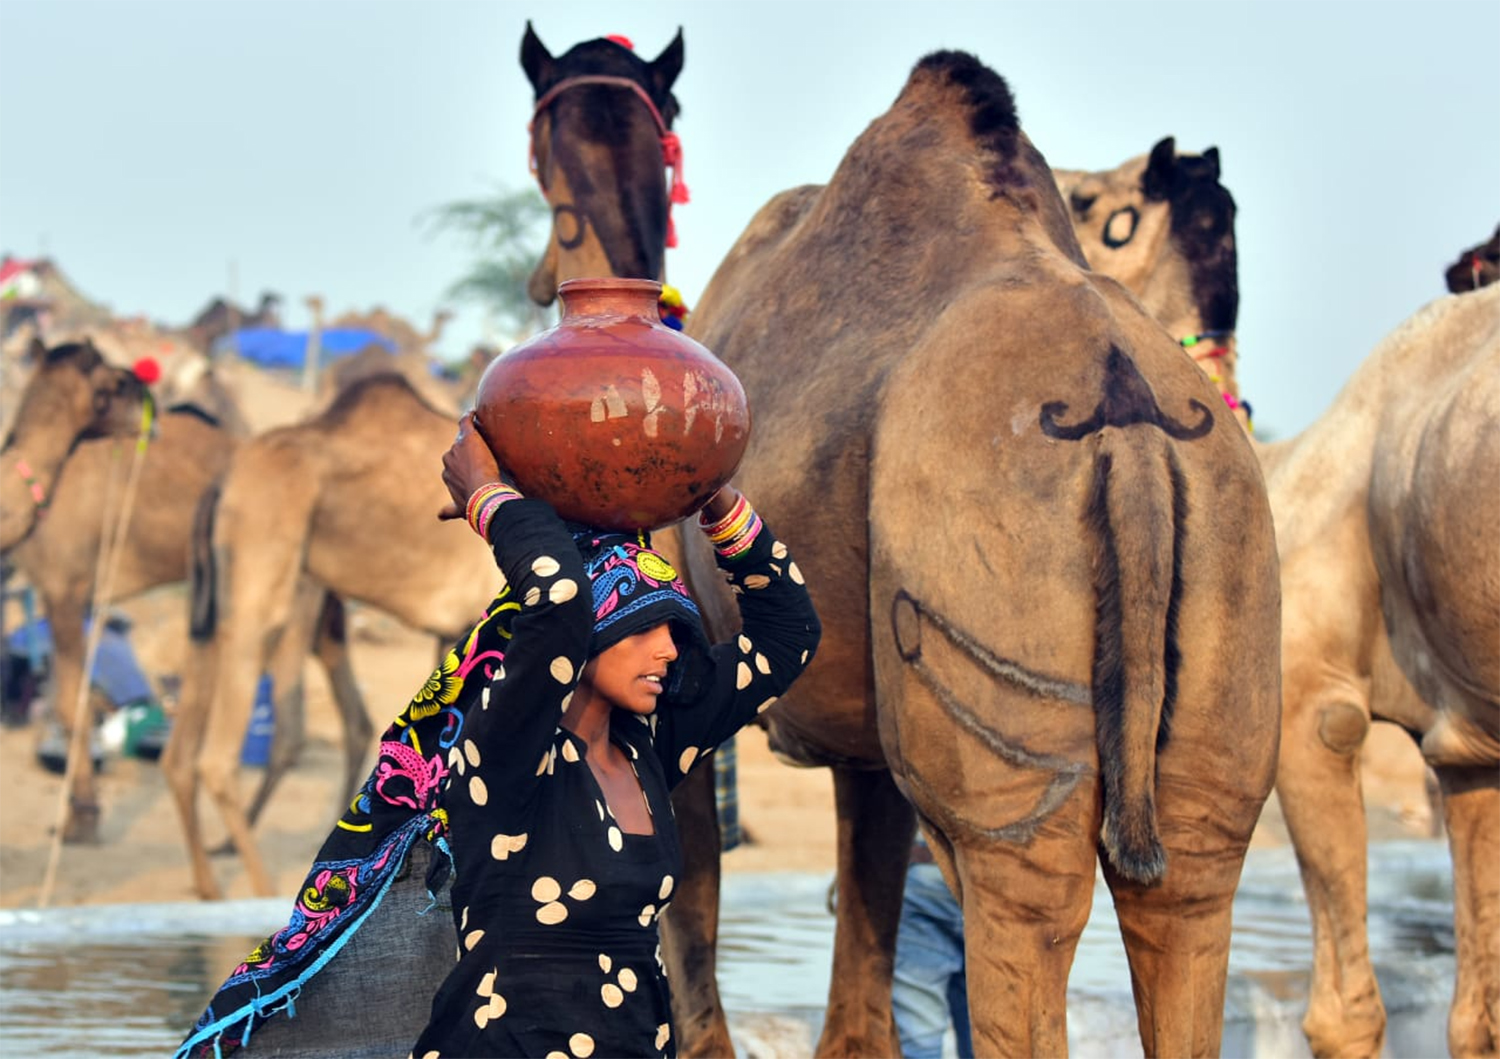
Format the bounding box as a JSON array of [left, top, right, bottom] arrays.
[[474, 277, 750, 530]]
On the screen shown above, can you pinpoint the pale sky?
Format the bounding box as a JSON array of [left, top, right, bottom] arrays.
[[2, 0, 1495, 438]]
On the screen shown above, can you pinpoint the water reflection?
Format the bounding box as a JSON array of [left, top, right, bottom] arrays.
[[0, 842, 1455, 1058]]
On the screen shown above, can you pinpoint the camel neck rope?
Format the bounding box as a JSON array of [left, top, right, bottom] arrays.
[[528, 74, 690, 247], [12, 457, 48, 511], [1180, 330, 1250, 423]]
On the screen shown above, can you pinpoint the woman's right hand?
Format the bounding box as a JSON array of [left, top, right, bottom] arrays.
[[438, 412, 513, 520]]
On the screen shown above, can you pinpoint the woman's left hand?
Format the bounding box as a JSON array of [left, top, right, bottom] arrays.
[[438, 412, 507, 520]]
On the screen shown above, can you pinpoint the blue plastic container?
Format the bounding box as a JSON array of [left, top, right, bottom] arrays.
[[240, 676, 274, 767]]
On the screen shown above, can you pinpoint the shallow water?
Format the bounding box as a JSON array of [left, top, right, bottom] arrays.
[[0, 842, 1455, 1058]]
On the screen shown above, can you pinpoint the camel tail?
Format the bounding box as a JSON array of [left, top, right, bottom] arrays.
[[1086, 433, 1186, 886], [189, 479, 222, 641]]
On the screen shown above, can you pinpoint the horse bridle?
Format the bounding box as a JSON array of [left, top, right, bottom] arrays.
[[527, 74, 688, 246]]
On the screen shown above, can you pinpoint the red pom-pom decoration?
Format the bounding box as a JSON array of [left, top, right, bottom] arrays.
[[605, 34, 635, 51], [133, 356, 161, 385]]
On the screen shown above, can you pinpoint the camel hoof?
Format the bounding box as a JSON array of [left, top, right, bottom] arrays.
[[62, 801, 102, 845]]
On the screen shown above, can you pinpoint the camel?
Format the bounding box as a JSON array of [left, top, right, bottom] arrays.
[[655, 51, 1282, 1057], [1054, 140, 1250, 430], [0, 339, 153, 551], [186, 290, 282, 355], [161, 374, 503, 900], [1445, 223, 1500, 293], [1258, 283, 1499, 1057], [6, 403, 371, 846]]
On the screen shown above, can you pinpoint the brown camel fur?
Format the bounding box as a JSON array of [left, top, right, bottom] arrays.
[[0, 339, 152, 551], [7, 406, 371, 846], [663, 51, 1280, 1057], [162, 374, 500, 900], [1258, 283, 1499, 1057], [1445, 223, 1500, 294], [1054, 138, 1249, 430]]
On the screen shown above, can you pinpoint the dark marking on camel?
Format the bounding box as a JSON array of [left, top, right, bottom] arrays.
[[552, 203, 588, 250], [1040, 346, 1214, 441], [1103, 205, 1139, 248]]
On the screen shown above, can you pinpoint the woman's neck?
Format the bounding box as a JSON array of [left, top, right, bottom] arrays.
[[560, 684, 615, 753]]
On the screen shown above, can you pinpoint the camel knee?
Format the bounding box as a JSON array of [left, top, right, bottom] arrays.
[[1449, 995, 1498, 1059], [195, 758, 238, 804], [1317, 703, 1370, 756]]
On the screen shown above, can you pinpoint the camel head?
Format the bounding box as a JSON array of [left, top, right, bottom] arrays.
[[521, 22, 685, 305], [2, 338, 155, 451], [1445, 223, 1500, 293], [1057, 138, 1238, 349]]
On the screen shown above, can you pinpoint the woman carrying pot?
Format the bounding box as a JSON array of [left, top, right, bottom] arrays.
[[178, 410, 820, 1059]]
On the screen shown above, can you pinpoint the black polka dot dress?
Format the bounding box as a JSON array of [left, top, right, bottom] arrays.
[[409, 499, 820, 1059]]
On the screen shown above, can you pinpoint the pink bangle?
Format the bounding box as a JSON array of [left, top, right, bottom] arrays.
[[466, 482, 522, 538]]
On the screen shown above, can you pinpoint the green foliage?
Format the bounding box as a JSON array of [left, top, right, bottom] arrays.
[[423, 186, 552, 340]]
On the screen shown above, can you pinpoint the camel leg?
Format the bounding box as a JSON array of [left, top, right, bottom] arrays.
[[1435, 764, 1500, 1058], [661, 756, 733, 1058], [1278, 693, 1386, 1058], [815, 766, 914, 1058], [238, 581, 321, 829], [42, 599, 104, 843], [1106, 785, 1260, 1056], [162, 634, 221, 900], [311, 591, 374, 811]]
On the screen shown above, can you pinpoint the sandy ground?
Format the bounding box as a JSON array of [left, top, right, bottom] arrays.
[[0, 579, 1442, 911]]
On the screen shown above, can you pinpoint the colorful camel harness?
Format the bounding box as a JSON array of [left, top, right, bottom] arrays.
[[527, 73, 691, 247]]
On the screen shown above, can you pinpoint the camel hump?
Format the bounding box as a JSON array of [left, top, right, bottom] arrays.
[[1040, 346, 1214, 441], [1086, 428, 1186, 885]]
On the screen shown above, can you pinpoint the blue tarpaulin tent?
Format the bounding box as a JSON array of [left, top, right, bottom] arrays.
[[212, 327, 396, 368]]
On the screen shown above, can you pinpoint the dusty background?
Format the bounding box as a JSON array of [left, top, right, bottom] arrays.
[[0, 578, 1440, 910]]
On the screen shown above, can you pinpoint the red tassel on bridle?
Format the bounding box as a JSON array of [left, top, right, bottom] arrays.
[[528, 73, 690, 248]]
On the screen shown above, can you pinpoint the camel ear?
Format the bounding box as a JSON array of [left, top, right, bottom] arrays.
[[649, 28, 684, 96], [1203, 146, 1221, 180], [26, 336, 45, 363], [1143, 136, 1176, 200], [521, 20, 553, 91]]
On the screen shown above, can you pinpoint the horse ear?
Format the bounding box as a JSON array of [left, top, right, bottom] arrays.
[[649, 27, 685, 95], [520, 20, 553, 90], [1203, 146, 1221, 180], [1143, 136, 1176, 199]]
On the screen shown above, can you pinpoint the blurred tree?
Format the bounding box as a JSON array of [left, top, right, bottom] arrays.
[[423, 186, 552, 344]]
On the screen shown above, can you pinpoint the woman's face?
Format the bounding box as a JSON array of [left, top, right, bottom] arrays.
[[579, 622, 679, 714]]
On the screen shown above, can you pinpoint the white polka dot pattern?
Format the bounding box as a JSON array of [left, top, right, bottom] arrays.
[[656, 1024, 671, 1049], [469, 775, 489, 805], [678, 747, 698, 773], [658, 875, 674, 900], [601, 982, 624, 1007], [608, 826, 623, 852], [463, 739, 481, 767], [532, 555, 561, 577], [569, 1032, 595, 1057], [550, 578, 578, 604], [491, 833, 527, 860], [736, 661, 752, 689], [569, 879, 597, 900], [550, 656, 574, 684], [532, 877, 561, 902]]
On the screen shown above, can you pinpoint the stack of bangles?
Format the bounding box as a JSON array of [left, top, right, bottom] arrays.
[[699, 493, 762, 560], [466, 482, 525, 540]]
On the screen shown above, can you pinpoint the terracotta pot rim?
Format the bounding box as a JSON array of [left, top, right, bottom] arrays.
[[557, 276, 663, 296]]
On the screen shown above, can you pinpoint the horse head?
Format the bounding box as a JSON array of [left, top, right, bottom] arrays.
[[521, 22, 685, 306]]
